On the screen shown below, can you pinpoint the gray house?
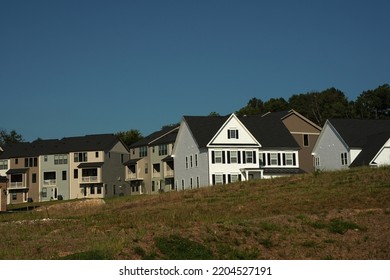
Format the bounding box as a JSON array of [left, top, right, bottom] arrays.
[[312, 119, 390, 171]]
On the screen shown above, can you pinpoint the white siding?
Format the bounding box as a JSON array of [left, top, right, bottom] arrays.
[[372, 138, 390, 166], [313, 123, 350, 171], [173, 121, 209, 190]]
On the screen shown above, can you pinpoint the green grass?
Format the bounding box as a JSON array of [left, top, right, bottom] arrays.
[[0, 166, 389, 260]]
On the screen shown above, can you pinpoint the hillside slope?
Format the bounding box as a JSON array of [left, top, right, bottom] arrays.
[[0, 166, 389, 260]]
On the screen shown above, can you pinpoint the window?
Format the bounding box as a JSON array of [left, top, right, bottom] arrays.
[[245, 151, 253, 163], [185, 156, 189, 169], [341, 152, 348, 166], [42, 188, 47, 198], [25, 157, 38, 167], [43, 172, 56, 185], [15, 158, 19, 165], [139, 146, 148, 157], [96, 152, 99, 158], [159, 144, 168, 156], [90, 186, 95, 195], [197, 177, 200, 188], [303, 134, 309, 147], [270, 153, 278, 165], [74, 169, 78, 179], [190, 155, 193, 168], [32, 173, 37, 183], [214, 151, 222, 164], [121, 154, 124, 163], [259, 153, 264, 166], [228, 129, 239, 139], [195, 154, 198, 167], [190, 178, 193, 189], [54, 154, 68, 165], [181, 179, 185, 190], [62, 171, 67, 180], [12, 193, 17, 200], [74, 152, 87, 163], [315, 157, 320, 167], [214, 174, 224, 185], [285, 153, 294, 166], [145, 163, 148, 174], [229, 151, 238, 163], [44, 155, 48, 162], [97, 186, 102, 194], [0, 160, 8, 170], [230, 174, 239, 183]]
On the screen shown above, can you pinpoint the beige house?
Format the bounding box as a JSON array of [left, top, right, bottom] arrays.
[[125, 126, 179, 195]]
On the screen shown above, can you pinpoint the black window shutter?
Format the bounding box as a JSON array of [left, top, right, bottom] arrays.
[[238, 174, 242, 181], [238, 151, 241, 163], [282, 154, 286, 166], [228, 174, 231, 183], [223, 174, 226, 184], [222, 151, 226, 164], [253, 151, 256, 164], [236, 130, 239, 139], [227, 151, 231, 164], [267, 153, 271, 165], [263, 153, 266, 166], [278, 153, 281, 166], [212, 175, 216, 185], [293, 154, 296, 166], [212, 151, 215, 164], [227, 130, 231, 139], [242, 151, 246, 164]]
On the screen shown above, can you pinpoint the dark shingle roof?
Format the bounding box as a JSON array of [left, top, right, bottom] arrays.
[[240, 114, 300, 148], [183, 113, 299, 149], [130, 127, 178, 148], [0, 134, 124, 159], [330, 119, 390, 148], [329, 119, 390, 167], [183, 115, 229, 148]]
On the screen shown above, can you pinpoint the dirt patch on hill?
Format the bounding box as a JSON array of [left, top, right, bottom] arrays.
[[35, 199, 106, 214]]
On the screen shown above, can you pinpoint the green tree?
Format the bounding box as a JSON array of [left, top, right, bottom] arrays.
[[236, 98, 265, 116], [0, 129, 24, 146], [263, 97, 289, 112], [116, 129, 143, 147], [355, 84, 390, 119]]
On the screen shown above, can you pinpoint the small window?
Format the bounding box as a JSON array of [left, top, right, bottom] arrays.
[[303, 134, 309, 147], [197, 177, 200, 188], [90, 186, 95, 195], [215, 174, 224, 185], [230, 151, 238, 163], [195, 154, 198, 167], [228, 129, 239, 139], [62, 171, 67, 180], [32, 173, 37, 183], [185, 156, 189, 169], [97, 186, 102, 194], [270, 153, 278, 165], [74, 169, 78, 179], [315, 157, 320, 167], [214, 151, 222, 163], [15, 158, 19, 165], [44, 156, 48, 162], [245, 151, 253, 163], [190, 155, 193, 168], [42, 188, 47, 198], [285, 153, 293, 166], [12, 193, 17, 200], [341, 152, 348, 166], [96, 152, 99, 158]]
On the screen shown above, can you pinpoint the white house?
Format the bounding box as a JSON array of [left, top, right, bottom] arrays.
[[312, 119, 390, 171], [173, 113, 304, 190]]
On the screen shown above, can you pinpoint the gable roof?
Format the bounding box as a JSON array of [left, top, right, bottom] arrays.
[[183, 113, 300, 149], [329, 119, 390, 148], [130, 126, 179, 148], [240, 114, 300, 148], [0, 134, 125, 159], [183, 115, 229, 148]]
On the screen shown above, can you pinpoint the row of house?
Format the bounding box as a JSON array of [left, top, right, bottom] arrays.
[[124, 110, 322, 193], [0, 134, 130, 205], [1, 110, 389, 209]]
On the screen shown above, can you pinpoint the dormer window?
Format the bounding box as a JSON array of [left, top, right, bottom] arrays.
[[228, 129, 239, 139]]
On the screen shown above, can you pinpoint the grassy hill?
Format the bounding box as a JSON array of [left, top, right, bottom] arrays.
[[0, 166, 389, 260]]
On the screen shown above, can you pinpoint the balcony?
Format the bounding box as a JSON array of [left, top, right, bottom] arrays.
[[43, 179, 57, 186], [9, 182, 27, 189], [81, 176, 99, 183], [126, 172, 143, 181], [164, 170, 174, 178]]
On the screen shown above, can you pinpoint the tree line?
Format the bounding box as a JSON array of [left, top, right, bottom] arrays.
[[1, 84, 389, 147], [236, 84, 390, 126]]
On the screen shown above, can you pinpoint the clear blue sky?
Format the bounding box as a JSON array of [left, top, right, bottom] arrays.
[[1, 0, 389, 141]]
